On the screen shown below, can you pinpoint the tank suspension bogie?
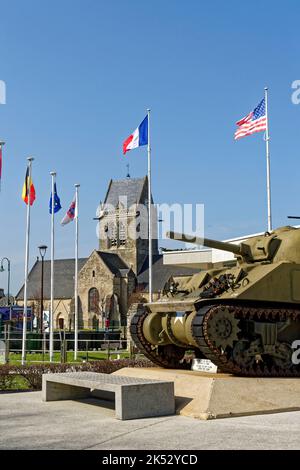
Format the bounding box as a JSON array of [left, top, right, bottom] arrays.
[[191, 303, 300, 376]]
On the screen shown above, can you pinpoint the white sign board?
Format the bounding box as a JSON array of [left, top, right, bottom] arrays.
[[191, 358, 218, 374], [0, 340, 6, 364], [43, 311, 50, 332]]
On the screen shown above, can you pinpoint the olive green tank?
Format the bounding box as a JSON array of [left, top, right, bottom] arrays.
[[130, 226, 300, 376]]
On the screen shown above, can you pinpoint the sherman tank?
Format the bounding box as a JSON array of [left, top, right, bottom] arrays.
[[130, 226, 300, 376]]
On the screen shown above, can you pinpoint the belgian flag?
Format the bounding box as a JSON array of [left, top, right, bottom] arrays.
[[22, 167, 36, 205]]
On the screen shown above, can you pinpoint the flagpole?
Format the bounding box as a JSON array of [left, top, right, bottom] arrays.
[[21, 157, 34, 365], [264, 87, 272, 232], [147, 109, 152, 302], [49, 171, 56, 362], [0, 141, 5, 192], [74, 183, 80, 361]]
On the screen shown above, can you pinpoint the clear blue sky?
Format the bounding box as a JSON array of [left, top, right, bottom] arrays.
[[0, 0, 299, 293]]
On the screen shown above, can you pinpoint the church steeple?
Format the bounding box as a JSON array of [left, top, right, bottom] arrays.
[[98, 176, 158, 275]]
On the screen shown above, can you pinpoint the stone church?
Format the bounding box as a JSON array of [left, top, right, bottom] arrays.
[[16, 176, 197, 331]]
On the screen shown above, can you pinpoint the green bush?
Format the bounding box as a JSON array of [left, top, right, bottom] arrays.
[[0, 364, 18, 390], [0, 358, 153, 391]]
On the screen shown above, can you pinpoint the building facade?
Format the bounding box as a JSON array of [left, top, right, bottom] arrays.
[[16, 176, 198, 330]]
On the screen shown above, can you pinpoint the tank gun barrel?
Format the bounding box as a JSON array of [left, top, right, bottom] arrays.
[[167, 231, 242, 255]]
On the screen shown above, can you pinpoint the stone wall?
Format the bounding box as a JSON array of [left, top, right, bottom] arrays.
[[16, 298, 72, 330], [78, 250, 114, 328]]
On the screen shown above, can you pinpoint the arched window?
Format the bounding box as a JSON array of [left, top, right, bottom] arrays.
[[109, 223, 118, 247], [88, 288, 99, 313], [119, 220, 126, 246]]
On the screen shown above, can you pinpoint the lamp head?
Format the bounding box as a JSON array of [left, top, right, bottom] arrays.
[[38, 245, 48, 258]]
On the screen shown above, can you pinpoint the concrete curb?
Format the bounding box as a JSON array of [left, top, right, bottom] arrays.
[[113, 367, 300, 420]]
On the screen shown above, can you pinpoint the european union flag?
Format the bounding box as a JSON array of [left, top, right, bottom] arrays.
[[49, 183, 62, 214]]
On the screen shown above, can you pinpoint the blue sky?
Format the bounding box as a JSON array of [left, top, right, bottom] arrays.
[[0, 0, 299, 293]]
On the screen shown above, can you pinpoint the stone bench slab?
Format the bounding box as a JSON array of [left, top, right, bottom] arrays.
[[42, 372, 175, 420]]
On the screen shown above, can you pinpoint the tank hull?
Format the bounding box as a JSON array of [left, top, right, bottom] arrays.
[[130, 228, 300, 376]]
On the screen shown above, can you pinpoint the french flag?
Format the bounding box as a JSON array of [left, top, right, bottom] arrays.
[[123, 115, 148, 155]]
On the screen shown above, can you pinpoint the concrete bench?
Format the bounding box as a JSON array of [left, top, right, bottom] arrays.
[[42, 372, 175, 420]]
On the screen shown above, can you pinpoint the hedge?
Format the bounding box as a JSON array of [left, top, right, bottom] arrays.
[[0, 358, 153, 391]]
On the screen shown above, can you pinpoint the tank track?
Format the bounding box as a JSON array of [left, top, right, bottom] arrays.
[[192, 303, 300, 377], [129, 303, 190, 369]]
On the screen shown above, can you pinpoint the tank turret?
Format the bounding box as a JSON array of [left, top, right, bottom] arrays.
[[130, 226, 300, 376]]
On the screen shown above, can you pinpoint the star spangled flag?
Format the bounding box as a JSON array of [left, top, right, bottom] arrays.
[[61, 194, 77, 225], [234, 98, 267, 140], [49, 183, 62, 214], [123, 115, 148, 154]]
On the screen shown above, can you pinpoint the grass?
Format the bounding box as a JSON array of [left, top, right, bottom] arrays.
[[8, 350, 130, 364], [7, 375, 30, 390], [0, 373, 30, 391]]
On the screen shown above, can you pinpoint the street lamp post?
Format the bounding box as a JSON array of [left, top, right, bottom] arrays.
[[0, 257, 11, 308], [38, 245, 47, 334]]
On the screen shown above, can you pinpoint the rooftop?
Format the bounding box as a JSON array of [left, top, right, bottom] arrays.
[[16, 258, 88, 300], [104, 177, 147, 209]]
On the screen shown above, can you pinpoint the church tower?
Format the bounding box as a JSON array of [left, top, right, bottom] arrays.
[[98, 176, 158, 275]]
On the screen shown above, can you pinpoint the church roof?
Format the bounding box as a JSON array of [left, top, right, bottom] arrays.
[[96, 251, 131, 276], [137, 255, 199, 292], [16, 252, 133, 301], [16, 258, 88, 300], [104, 177, 147, 209]]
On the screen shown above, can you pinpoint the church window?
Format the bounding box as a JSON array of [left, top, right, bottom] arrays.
[[119, 220, 126, 246], [92, 270, 95, 278], [88, 288, 99, 313], [110, 223, 118, 247]]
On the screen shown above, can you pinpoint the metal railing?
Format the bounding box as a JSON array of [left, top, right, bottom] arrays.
[[0, 337, 131, 364]]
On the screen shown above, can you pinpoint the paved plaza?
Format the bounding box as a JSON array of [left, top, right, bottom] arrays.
[[0, 391, 300, 450]]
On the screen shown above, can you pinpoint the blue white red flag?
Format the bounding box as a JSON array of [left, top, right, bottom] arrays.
[[123, 115, 148, 154], [61, 194, 77, 225], [235, 98, 267, 140]]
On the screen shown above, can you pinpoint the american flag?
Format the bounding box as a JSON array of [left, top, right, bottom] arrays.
[[234, 98, 267, 140]]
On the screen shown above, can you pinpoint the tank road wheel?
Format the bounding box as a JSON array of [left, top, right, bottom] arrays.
[[129, 303, 190, 369], [232, 340, 256, 368], [271, 343, 293, 370], [206, 307, 241, 350]]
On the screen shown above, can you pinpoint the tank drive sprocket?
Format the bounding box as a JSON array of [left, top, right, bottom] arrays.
[[206, 306, 241, 349]]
